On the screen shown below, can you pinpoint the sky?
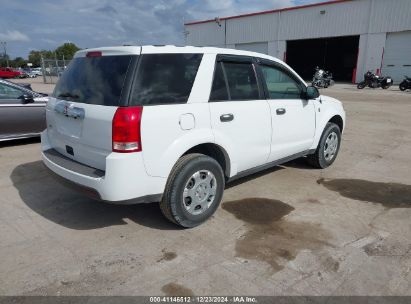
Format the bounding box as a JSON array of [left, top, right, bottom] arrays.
[[0, 0, 329, 59]]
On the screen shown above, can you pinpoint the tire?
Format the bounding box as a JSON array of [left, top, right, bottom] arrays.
[[357, 82, 366, 89], [160, 153, 225, 228], [306, 122, 341, 169], [399, 82, 407, 91]]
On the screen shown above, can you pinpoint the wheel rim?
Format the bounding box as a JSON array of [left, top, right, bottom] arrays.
[[324, 132, 339, 162], [183, 170, 217, 216]]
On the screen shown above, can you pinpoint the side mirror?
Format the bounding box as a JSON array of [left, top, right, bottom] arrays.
[[19, 94, 34, 104], [305, 86, 320, 99]]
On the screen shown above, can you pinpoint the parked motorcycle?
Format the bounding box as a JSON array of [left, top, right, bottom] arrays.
[[357, 71, 393, 89], [312, 67, 334, 88], [399, 76, 411, 91]]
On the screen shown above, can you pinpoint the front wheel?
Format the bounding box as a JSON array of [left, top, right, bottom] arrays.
[[306, 122, 341, 169], [357, 82, 366, 89], [160, 153, 225, 228]]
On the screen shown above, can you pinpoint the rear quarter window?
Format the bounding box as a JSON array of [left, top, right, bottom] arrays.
[[130, 53, 203, 106]]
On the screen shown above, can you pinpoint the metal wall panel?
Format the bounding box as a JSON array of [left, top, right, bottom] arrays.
[[369, 0, 411, 34], [382, 31, 411, 83], [278, 0, 370, 40], [186, 0, 411, 45], [235, 42, 269, 54], [226, 13, 279, 44], [185, 0, 411, 83], [186, 21, 226, 46]]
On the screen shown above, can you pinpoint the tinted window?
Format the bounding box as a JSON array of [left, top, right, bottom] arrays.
[[260, 65, 302, 99], [131, 54, 202, 106], [223, 62, 259, 100], [210, 62, 229, 101], [53, 55, 133, 106], [0, 83, 23, 99]]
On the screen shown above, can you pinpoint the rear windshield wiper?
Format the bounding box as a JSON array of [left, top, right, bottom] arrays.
[[58, 92, 79, 99]]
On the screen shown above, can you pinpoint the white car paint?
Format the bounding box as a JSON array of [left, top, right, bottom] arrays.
[[41, 45, 345, 202]]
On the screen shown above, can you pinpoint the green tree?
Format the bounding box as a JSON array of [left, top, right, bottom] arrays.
[[12, 57, 27, 68], [28, 50, 42, 67], [55, 42, 80, 60], [27, 43, 80, 67], [28, 50, 54, 67], [0, 54, 10, 67]]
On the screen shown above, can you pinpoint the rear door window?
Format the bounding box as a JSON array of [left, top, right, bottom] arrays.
[[130, 54, 203, 106], [53, 55, 133, 106], [221, 62, 260, 101], [210, 62, 229, 101]]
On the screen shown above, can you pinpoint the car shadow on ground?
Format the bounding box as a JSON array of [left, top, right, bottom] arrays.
[[225, 166, 285, 189], [282, 157, 318, 170], [0, 137, 40, 148], [11, 158, 311, 231], [10, 160, 179, 231], [225, 157, 313, 189]]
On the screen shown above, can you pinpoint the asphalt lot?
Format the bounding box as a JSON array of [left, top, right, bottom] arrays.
[[1, 80, 411, 296]]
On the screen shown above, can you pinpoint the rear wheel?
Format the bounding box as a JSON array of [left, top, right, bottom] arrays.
[[307, 122, 341, 169], [357, 82, 366, 89], [399, 82, 407, 91], [160, 153, 225, 228]]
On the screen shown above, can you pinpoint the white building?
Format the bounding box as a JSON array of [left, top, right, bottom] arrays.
[[184, 0, 411, 83]]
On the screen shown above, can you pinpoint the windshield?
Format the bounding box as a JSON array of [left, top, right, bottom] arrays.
[[53, 55, 134, 106]]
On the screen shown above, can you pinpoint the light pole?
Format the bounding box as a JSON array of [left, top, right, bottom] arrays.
[[0, 41, 9, 67]]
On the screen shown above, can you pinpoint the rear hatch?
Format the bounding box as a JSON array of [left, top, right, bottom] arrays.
[[46, 47, 140, 171]]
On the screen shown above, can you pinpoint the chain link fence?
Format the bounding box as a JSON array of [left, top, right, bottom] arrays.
[[41, 58, 71, 84]]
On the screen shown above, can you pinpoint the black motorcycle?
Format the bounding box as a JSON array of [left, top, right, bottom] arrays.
[[357, 71, 393, 89], [312, 67, 334, 88], [399, 76, 411, 91]]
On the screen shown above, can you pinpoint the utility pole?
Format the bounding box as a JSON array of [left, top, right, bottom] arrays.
[[0, 41, 9, 67]]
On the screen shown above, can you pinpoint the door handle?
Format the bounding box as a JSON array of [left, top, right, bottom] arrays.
[[276, 108, 286, 115], [220, 113, 234, 122]]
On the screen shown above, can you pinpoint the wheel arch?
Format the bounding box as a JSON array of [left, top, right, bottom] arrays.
[[182, 143, 231, 179], [328, 115, 344, 132], [310, 109, 345, 151]]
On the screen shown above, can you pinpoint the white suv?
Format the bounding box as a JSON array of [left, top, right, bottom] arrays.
[[41, 45, 345, 227]]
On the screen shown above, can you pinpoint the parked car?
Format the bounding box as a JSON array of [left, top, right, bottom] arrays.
[[0, 67, 24, 79], [41, 46, 346, 227], [27, 72, 38, 78], [31, 68, 43, 76], [21, 68, 37, 78], [0, 79, 48, 141]]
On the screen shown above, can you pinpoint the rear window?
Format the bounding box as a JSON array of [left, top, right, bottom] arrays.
[[53, 55, 133, 106], [130, 54, 203, 106]]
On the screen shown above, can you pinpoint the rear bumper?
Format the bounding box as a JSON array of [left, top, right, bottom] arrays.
[[41, 131, 166, 203]]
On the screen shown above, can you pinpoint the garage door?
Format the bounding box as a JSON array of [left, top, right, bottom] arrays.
[[382, 31, 411, 83], [235, 42, 268, 55]]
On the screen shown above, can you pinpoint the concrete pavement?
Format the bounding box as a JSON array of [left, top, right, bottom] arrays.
[[0, 83, 410, 295]]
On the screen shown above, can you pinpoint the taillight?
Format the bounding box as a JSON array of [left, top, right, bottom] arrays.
[[112, 107, 143, 153]]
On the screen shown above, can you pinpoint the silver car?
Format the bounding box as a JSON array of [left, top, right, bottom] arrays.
[[0, 79, 47, 141]]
